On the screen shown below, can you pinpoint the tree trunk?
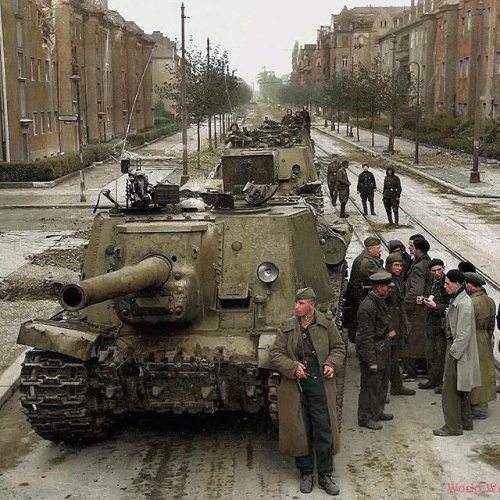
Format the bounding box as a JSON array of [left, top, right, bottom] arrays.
[[219, 114, 223, 142], [356, 107, 360, 142], [213, 115, 217, 148], [208, 115, 212, 150], [371, 111, 375, 147], [345, 115, 349, 136], [337, 108, 340, 133], [330, 108, 334, 131], [388, 111, 395, 153], [197, 121, 201, 169]]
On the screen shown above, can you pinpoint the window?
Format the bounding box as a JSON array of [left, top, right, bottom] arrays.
[[37, 59, 42, 81], [19, 82, 26, 117], [47, 112, 52, 132], [464, 58, 469, 77], [30, 57, 34, 80], [13, 0, 21, 16], [33, 112, 37, 135], [45, 60, 50, 81], [17, 52, 24, 77], [40, 112, 45, 133], [342, 56, 348, 67], [16, 19, 23, 47], [495, 53, 500, 74], [466, 11, 472, 31]]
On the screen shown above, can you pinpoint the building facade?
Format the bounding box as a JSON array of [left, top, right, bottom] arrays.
[[0, 0, 158, 163]]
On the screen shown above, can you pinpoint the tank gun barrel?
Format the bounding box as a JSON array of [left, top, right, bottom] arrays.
[[59, 255, 172, 311]]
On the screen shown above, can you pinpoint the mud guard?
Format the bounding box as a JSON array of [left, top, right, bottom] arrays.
[[17, 320, 100, 361]]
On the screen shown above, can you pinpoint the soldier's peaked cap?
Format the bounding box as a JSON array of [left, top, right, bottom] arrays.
[[364, 236, 381, 248], [296, 287, 316, 300], [463, 272, 486, 287], [369, 271, 393, 285]]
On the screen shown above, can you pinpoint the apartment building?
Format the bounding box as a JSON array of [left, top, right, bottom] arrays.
[[0, 0, 157, 162]]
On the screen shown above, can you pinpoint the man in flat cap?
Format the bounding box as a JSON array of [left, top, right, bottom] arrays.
[[385, 253, 415, 396], [402, 237, 431, 381], [464, 272, 497, 419], [356, 272, 394, 429], [271, 287, 345, 495], [419, 258, 449, 392], [344, 237, 384, 343], [433, 270, 480, 436]]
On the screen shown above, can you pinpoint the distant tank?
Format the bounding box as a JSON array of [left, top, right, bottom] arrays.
[[17, 165, 350, 443]]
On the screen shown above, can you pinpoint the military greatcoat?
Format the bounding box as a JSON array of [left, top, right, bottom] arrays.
[[469, 289, 497, 404], [270, 311, 346, 457]]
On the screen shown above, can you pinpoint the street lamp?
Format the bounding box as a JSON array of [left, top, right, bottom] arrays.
[[70, 74, 86, 202], [409, 61, 420, 164]]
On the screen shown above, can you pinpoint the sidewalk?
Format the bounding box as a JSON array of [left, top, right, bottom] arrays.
[[313, 120, 500, 199]]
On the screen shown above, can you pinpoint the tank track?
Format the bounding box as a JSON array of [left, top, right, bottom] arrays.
[[267, 371, 280, 428], [19, 350, 114, 443]]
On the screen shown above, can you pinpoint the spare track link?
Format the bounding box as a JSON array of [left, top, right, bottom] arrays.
[[19, 349, 114, 443]]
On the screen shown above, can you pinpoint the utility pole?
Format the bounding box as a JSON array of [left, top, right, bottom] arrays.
[[180, 3, 189, 185], [410, 61, 420, 164], [207, 37, 212, 150], [388, 35, 397, 154], [70, 74, 86, 202], [470, 2, 484, 183]]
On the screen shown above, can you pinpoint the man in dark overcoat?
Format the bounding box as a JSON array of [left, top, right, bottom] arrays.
[[356, 271, 395, 430], [402, 237, 431, 379], [385, 253, 415, 396], [357, 163, 377, 215], [270, 288, 345, 496]]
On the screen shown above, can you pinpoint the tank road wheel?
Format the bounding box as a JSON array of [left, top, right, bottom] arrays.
[[19, 350, 114, 443]]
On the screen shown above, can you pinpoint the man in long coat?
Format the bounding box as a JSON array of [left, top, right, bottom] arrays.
[[357, 163, 377, 216], [464, 272, 497, 419], [344, 237, 384, 343], [326, 154, 341, 207], [402, 237, 431, 379], [270, 287, 345, 496], [433, 270, 481, 436], [334, 160, 351, 218]]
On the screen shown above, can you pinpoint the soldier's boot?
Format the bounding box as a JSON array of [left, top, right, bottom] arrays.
[[385, 208, 393, 224], [370, 199, 376, 215], [393, 208, 399, 225], [340, 203, 349, 218], [362, 199, 368, 215]]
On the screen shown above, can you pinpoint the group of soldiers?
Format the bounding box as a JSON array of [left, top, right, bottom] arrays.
[[281, 105, 312, 132], [345, 234, 498, 433], [326, 153, 402, 225]]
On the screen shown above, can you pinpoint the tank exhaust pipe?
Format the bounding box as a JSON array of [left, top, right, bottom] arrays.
[[59, 255, 172, 311]]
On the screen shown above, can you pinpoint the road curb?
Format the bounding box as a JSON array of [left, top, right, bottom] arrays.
[[314, 127, 500, 200], [0, 348, 28, 409]]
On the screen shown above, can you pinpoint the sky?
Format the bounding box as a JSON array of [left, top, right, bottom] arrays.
[[108, 0, 410, 84]]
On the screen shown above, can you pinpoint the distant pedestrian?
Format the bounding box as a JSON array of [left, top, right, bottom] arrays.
[[357, 163, 377, 216], [334, 160, 351, 218], [382, 167, 402, 225], [464, 272, 497, 419], [357, 271, 395, 430], [270, 287, 344, 496], [433, 270, 481, 436], [326, 154, 341, 207]]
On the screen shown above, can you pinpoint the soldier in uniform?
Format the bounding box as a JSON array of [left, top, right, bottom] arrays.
[[357, 163, 377, 216], [270, 287, 345, 496], [326, 154, 342, 207], [387, 240, 412, 280], [225, 123, 251, 147], [301, 105, 311, 133], [433, 270, 481, 436], [382, 167, 402, 225], [281, 108, 295, 127], [290, 164, 306, 193], [356, 271, 395, 430], [385, 253, 416, 396], [334, 160, 351, 218], [419, 259, 449, 392], [344, 237, 384, 343], [464, 272, 497, 419], [294, 110, 305, 127]]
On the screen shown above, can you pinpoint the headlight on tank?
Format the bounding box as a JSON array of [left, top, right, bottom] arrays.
[[257, 262, 279, 284]]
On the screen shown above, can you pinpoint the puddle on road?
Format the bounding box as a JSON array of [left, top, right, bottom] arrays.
[[471, 444, 500, 471]]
